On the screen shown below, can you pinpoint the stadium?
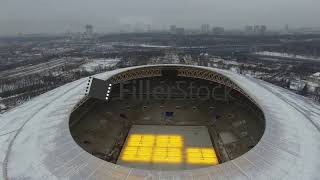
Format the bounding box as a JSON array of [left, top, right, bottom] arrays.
[[1, 64, 320, 179]]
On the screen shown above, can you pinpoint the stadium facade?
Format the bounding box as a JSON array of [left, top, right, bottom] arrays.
[[0, 64, 320, 179]]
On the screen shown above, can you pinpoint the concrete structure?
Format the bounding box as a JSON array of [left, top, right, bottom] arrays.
[[1, 65, 320, 179]]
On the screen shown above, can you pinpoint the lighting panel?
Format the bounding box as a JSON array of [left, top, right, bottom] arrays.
[[121, 134, 218, 165]]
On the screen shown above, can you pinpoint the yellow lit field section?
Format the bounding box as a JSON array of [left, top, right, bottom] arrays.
[[121, 134, 182, 163], [117, 125, 219, 170], [121, 134, 183, 163], [153, 147, 182, 163], [127, 134, 155, 147], [156, 135, 183, 147], [187, 148, 219, 165], [121, 146, 153, 162]]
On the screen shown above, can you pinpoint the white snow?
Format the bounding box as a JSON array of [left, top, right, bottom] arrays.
[[138, 44, 171, 48], [0, 65, 320, 179], [113, 42, 171, 48], [80, 58, 120, 72], [229, 67, 239, 73], [312, 72, 320, 77], [0, 103, 6, 110], [255, 51, 320, 61], [211, 57, 241, 66]]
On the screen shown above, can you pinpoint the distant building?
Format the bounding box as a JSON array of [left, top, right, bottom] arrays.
[[170, 25, 177, 33], [245, 25, 267, 35], [198, 53, 209, 66], [212, 27, 225, 35], [253, 25, 260, 33], [85, 25, 93, 37], [260, 25, 267, 35], [201, 24, 210, 34], [245, 25, 254, 34], [170, 25, 185, 35], [175, 28, 185, 35]]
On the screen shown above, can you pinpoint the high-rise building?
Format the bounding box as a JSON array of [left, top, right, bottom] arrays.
[[85, 24, 93, 36], [201, 24, 210, 34]]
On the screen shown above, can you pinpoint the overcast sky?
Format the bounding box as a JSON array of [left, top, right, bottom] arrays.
[[0, 0, 319, 35]]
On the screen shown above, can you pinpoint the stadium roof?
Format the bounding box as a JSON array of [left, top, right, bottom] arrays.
[[1, 65, 320, 179]]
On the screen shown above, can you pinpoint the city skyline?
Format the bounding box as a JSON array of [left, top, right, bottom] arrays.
[[1, 0, 320, 35]]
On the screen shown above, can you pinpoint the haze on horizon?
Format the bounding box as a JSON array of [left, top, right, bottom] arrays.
[[0, 0, 319, 35]]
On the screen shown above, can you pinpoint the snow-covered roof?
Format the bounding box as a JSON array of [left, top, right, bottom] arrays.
[[312, 72, 320, 77], [0, 104, 6, 110], [1, 64, 320, 180]]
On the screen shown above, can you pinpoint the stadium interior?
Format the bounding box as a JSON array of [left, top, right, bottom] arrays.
[[69, 67, 265, 170]]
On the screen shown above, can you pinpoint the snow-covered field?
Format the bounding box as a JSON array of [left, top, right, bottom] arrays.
[[255, 51, 320, 61], [0, 58, 69, 79], [80, 58, 120, 72], [137, 44, 171, 48], [213, 57, 241, 66], [112, 42, 171, 48]]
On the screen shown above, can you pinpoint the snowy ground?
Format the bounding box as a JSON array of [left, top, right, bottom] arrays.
[[112, 42, 171, 48], [80, 58, 120, 72], [0, 58, 69, 79], [0, 103, 5, 109], [255, 51, 320, 61], [1, 66, 319, 179], [0, 103, 6, 113], [212, 57, 241, 66], [137, 44, 171, 48]]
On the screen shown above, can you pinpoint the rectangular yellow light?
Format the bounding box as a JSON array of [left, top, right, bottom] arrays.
[[186, 148, 219, 165], [121, 146, 153, 162], [120, 134, 219, 166], [127, 134, 155, 147], [156, 135, 183, 147], [153, 147, 182, 163], [152, 155, 182, 163]]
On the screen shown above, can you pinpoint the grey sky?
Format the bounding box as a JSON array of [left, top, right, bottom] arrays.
[[0, 0, 319, 35]]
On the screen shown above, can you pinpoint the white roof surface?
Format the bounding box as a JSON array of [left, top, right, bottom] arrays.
[[1, 65, 320, 180], [312, 72, 320, 77]]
